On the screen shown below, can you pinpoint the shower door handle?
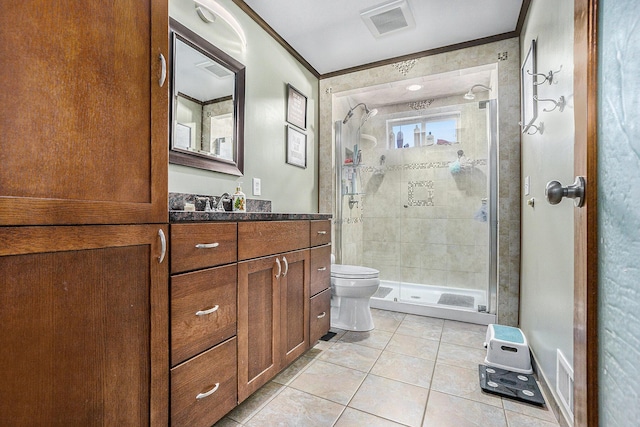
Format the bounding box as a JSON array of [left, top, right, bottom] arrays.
[[545, 176, 586, 207]]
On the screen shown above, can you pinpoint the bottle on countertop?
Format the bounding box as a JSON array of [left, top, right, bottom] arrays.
[[232, 183, 246, 212]]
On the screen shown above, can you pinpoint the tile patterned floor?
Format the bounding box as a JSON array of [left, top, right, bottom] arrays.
[[215, 309, 561, 427]]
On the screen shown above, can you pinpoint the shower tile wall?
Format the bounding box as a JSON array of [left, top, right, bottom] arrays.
[[356, 99, 490, 291], [320, 38, 522, 326]]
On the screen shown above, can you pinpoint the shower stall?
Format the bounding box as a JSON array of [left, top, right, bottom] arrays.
[[334, 93, 498, 325]]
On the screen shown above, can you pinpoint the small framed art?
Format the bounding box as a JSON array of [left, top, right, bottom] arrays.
[[286, 84, 307, 129], [286, 125, 307, 168]]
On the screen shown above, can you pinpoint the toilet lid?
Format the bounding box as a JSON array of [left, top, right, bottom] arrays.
[[331, 264, 379, 279]]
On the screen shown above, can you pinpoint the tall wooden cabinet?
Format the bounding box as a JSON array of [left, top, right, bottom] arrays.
[[0, 0, 168, 225], [0, 0, 169, 425], [0, 226, 168, 426]]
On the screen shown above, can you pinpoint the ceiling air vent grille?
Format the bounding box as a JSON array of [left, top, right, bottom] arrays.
[[361, 0, 416, 38], [196, 60, 232, 79]]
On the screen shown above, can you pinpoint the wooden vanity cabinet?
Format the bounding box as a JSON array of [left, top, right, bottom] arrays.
[[0, 225, 168, 426], [169, 223, 238, 427], [237, 221, 311, 402], [309, 220, 332, 344]]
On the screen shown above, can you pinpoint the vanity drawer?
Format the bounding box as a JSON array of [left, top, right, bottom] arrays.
[[238, 221, 309, 260], [310, 220, 331, 247], [309, 289, 331, 344], [170, 222, 237, 273], [310, 244, 331, 296], [171, 264, 237, 366], [171, 337, 237, 427]]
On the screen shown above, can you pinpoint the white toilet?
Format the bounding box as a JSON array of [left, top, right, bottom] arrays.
[[330, 262, 380, 331]]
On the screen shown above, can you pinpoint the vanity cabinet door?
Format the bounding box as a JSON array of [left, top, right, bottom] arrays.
[[0, 225, 169, 426], [237, 255, 281, 402], [280, 249, 310, 367], [0, 0, 168, 225]]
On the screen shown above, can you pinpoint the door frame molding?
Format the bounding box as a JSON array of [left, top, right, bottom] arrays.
[[573, 0, 599, 425]]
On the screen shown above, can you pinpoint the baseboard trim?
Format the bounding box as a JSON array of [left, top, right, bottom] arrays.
[[530, 349, 573, 427]]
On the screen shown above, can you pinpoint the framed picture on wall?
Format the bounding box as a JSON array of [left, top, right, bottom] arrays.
[[286, 84, 307, 129], [520, 39, 538, 134], [286, 125, 307, 168]]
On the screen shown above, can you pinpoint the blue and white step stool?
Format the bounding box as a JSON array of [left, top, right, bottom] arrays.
[[484, 324, 532, 374]]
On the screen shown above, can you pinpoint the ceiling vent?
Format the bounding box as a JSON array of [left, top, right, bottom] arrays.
[[195, 60, 232, 79], [361, 0, 416, 38]]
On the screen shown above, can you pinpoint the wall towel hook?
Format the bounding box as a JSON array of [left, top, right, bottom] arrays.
[[528, 65, 562, 85], [526, 122, 544, 135], [533, 95, 566, 113]]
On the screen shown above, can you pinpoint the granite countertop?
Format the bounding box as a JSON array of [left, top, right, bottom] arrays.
[[170, 210, 332, 222]]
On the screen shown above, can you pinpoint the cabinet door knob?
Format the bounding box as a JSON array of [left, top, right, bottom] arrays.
[[317, 230, 327, 235], [195, 305, 219, 316], [195, 242, 219, 249], [317, 311, 326, 319], [317, 266, 327, 271], [196, 383, 219, 400], [282, 256, 289, 277]]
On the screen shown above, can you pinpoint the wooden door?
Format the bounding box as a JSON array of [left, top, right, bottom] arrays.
[[573, 0, 599, 425], [0, 0, 168, 225], [280, 249, 310, 366], [237, 255, 280, 402], [0, 225, 168, 426]]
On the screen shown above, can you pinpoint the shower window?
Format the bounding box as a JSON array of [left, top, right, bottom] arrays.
[[387, 112, 460, 148]]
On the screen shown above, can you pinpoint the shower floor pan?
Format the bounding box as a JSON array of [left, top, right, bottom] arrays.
[[371, 280, 496, 325]]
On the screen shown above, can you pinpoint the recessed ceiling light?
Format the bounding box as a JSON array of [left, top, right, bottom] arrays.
[[406, 84, 422, 91]]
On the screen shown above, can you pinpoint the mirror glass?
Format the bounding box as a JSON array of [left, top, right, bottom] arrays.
[[169, 19, 245, 175]]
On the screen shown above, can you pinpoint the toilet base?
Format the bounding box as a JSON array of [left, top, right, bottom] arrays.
[[330, 296, 375, 331]]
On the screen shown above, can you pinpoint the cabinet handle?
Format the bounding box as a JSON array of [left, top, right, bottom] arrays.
[[195, 305, 219, 316], [317, 266, 327, 271], [195, 242, 219, 249], [196, 383, 219, 400], [282, 256, 289, 277], [275, 257, 282, 278], [158, 229, 166, 264], [317, 311, 326, 319], [317, 230, 327, 235], [159, 53, 167, 87]]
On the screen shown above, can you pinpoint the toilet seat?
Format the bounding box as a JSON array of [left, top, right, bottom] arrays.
[[331, 264, 379, 279]]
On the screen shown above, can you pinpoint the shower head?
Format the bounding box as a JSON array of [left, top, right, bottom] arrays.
[[342, 103, 376, 124], [364, 108, 378, 121], [463, 84, 492, 100]]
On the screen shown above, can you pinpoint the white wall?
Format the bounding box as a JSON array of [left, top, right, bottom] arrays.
[[598, 1, 640, 424], [518, 0, 574, 420], [169, 0, 320, 213]]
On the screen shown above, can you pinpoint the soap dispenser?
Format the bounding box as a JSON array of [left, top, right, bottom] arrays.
[[232, 183, 246, 212]]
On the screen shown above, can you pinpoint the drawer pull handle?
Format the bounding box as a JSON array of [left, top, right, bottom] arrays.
[[317, 230, 327, 235], [196, 305, 219, 316], [195, 242, 219, 249], [317, 311, 326, 319], [196, 383, 219, 400], [317, 266, 327, 271]]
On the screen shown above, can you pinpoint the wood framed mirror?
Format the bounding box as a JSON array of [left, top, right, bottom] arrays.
[[169, 18, 245, 176]]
